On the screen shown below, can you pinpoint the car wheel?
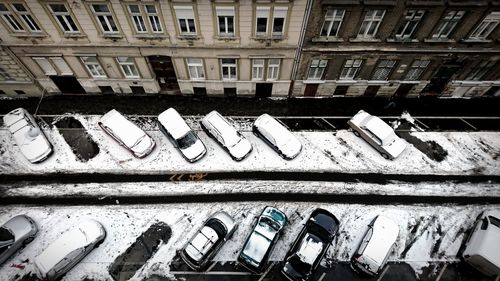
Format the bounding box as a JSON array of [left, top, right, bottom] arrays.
[[353, 130, 361, 137], [381, 153, 390, 160]]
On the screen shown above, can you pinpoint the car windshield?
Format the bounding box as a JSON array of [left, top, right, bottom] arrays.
[[177, 131, 197, 149], [260, 217, 280, 232], [0, 227, 15, 249]]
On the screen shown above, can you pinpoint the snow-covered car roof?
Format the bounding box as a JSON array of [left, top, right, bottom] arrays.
[[362, 116, 395, 146], [158, 108, 191, 140], [361, 216, 399, 266], [185, 226, 219, 262], [254, 114, 302, 159], [35, 220, 105, 275], [202, 111, 240, 147], [99, 109, 148, 149], [297, 233, 324, 265]]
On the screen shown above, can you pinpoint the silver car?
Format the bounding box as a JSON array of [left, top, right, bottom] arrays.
[[180, 211, 237, 270], [34, 219, 106, 281], [253, 114, 302, 160], [200, 111, 252, 161], [351, 216, 399, 277], [0, 215, 38, 265], [3, 108, 52, 163], [238, 207, 287, 273], [348, 110, 406, 159], [98, 109, 155, 158], [158, 108, 206, 162]]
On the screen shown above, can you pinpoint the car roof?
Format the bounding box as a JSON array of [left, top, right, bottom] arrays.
[[363, 116, 394, 143], [203, 111, 236, 134], [185, 226, 219, 262], [99, 109, 146, 148], [3, 108, 27, 128], [254, 114, 294, 143], [296, 233, 324, 265], [158, 108, 191, 139], [362, 216, 399, 265]]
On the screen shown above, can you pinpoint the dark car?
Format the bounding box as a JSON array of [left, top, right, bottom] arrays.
[[281, 209, 340, 281], [238, 207, 287, 273]]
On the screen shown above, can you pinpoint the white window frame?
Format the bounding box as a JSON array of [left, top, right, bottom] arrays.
[[128, 5, 147, 33], [340, 59, 363, 80], [116, 57, 140, 78], [358, 10, 385, 38], [216, 6, 235, 37], [50, 57, 73, 75], [0, 3, 24, 32], [321, 9, 345, 37], [252, 59, 264, 81], [221, 58, 237, 81], [405, 60, 430, 81], [33, 57, 73, 76], [267, 59, 280, 81], [91, 4, 119, 34], [48, 3, 79, 34], [255, 7, 270, 36], [11, 3, 40, 32], [432, 10, 464, 39], [174, 6, 196, 35], [272, 7, 287, 36], [307, 59, 328, 80], [469, 12, 500, 40], [372, 60, 396, 80], [80, 56, 106, 78], [395, 10, 425, 40], [187, 58, 205, 80], [33, 57, 57, 75], [145, 5, 162, 33]]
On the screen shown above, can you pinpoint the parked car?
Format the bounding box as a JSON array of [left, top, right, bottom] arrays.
[[282, 209, 340, 281], [253, 114, 302, 160], [238, 207, 287, 273], [347, 110, 406, 159], [98, 109, 155, 158], [3, 108, 52, 163], [351, 216, 399, 277], [200, 111, 252, 161], [180, 211, 237, 270], [158, 108, 206, 162], [0, 215, 37, 265], [34, 219, 106, 281], [463, 210, 500, 276]]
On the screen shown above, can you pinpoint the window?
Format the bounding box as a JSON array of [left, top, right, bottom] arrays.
[[466, 61, 496, 81], [91, 4, 118, 34], [216, 6, 235, 36], [174, 6, 196, 34], [221, 58, 237, 80], [33, 57, 57, 75], [48, 4, 79, 33], [81, 57, 106, 78], [146, 5, 162, 33], [116, 57, 139, 78], [252, 59, 264, 80], [256, 7, 270, 36], [395, 10, 425, 40], [267, 59, 280, 80], [0, 3, 23, 31], [187, 58, 205, 80], [358, 10, 385, 38], [340, 59, 363, 80], [405, 60, 430, 80], [272, 7, 287, 36], [0, 66, 12, 81], [307, 59, 328, 80], [432, 11, 464, 39], [50, 57, 73, 75], [33, 57, 73, 76], [11, 3, 40, 32], [128, 5, 162, 34], [372, 60, 396, 80], [321, 9, 345, 37], [469, 12, 500, 40], [129, 5, 146, 33]]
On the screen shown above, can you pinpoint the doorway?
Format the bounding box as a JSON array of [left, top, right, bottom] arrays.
[[50, 76, 86, 94], [304, 84, 318, 97], [423, 61, 462, 95], [147, 56, 180, 94], [394, 84, 414, 98], [364, 85, 380, 97], [256, 83, 273, 98], [333, 85, 349, 96]]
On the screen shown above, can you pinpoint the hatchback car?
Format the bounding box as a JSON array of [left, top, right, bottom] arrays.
[[34, 219, 106, 281], [180, 211, 237, 270], [158, 108, 206, 162], [253, 114, 302, 160], [238, 207, 287, 273], [0, 215, 38, 265], [347, 110, 406, 159], [282, 209, 340, 281], [98, 109, 155, 158], [3, 108, 52, 163], [351, 216, 399, 277], [200, 111, 252, 161]]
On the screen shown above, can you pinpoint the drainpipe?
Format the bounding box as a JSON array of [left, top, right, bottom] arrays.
[[288, 0, 313, 98]]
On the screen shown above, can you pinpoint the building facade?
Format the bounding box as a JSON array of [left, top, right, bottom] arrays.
[[292, 0, 500, 98], [0, 0, 306, 97]]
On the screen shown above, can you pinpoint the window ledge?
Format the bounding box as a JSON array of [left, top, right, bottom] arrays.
[[215, 36, 240, 41], [386, 38, 419, 43], [252, 35, 286, 41], [312, 37, 344, 43], [349, 37, 381, 43], [103, 34, 123, 39], [303, 80, 325, 84], [12, 33, 46, 38], [400, 80, 421, 84], [336, 79, 357, 85], [135, 34, 169, 40], [424, 38, 456, 43], [177, 34, 200, 40], [63, 33, 86, 38], [461, 38, 492, 43], [367, 80, 390, 85]]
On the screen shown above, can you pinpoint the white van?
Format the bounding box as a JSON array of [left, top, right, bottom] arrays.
[[463, 210, 500, 277]]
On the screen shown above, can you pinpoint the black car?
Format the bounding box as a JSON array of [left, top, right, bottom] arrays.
[[281, 209, 340, 281]]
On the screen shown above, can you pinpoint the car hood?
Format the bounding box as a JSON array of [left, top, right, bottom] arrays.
[[382, 137, 406, 159], [131, 135, 155, 157], [3, 215, 35, 241], [277, 137, 302, 159], [228, 138, 252, 160], [13, 127, 51, 162], [180, 139, 206, 162]]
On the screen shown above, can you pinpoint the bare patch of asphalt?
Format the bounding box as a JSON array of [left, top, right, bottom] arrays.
[[396, 120, 448, 162], [51, 116, 100, 162]]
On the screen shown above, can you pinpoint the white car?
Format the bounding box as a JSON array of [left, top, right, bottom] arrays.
[[34, 220, 106, 281], [348, 110, 406, 159], [351, 216, 399, 277], [3, 108, 52, 163], [158, 108, 206, 162], [0, 215, 38, 265], [253, 114, 302, 160], [200, 111, 252, 161], [98, 109, 155, 158], [463, 210, 500, 276]]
